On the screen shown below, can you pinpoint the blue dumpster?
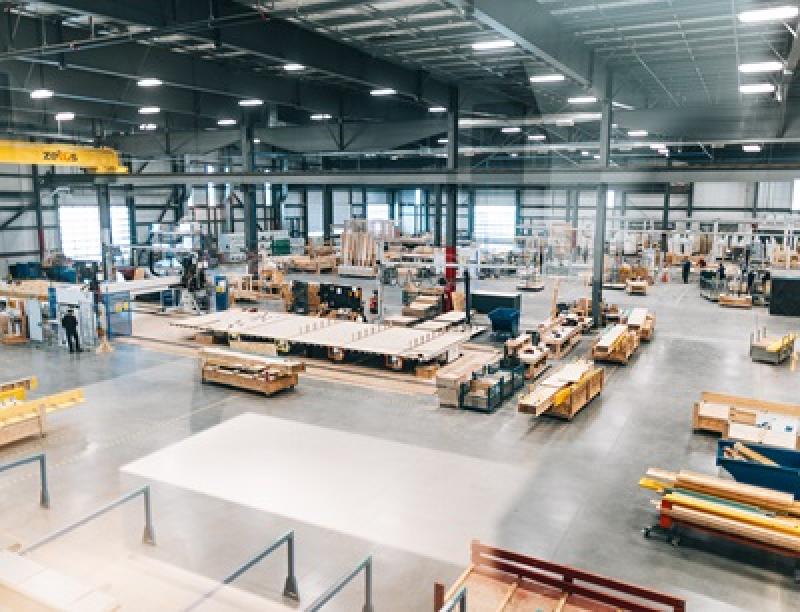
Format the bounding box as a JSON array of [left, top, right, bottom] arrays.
[[717, 439, 800, 499]]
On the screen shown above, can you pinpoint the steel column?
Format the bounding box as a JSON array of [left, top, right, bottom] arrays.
[[434, 184, 443, 247], [661, 183, 670, 253], [31, 165, 44, 261], [96, 183, 112, 279], [241, 126, 258, 268], [445, 87, 459, 282], [592, 73, 612, 328], [323, 185, 334, 242]]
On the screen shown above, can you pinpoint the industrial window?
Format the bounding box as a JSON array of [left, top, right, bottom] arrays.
[[793, 180, 800, 211], [367, 202, 390, 220], [307, 190, 324, 237], [110, 207, 131, 248], [474, 191, 516, 250], [59, 206, 102, 261]]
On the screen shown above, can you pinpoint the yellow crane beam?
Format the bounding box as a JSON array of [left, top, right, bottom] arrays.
[[0, 140, 127, 173]]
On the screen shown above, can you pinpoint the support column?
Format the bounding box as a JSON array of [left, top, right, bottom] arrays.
[[97, 183, 112, 280], [467, 187, 475, 239], [300, 187, 309, 242], [661, 183, 670, 254], [323, 185, 334, 242], [241, 126, 258, 270], [31, 165, 44, 261], [592, 73, 612, 328], [270, 184, 284, 230], [750, 182, 759, 219], [434, 184, 443, 247], [126, 186, 137, 246], [445, 86, 459, 283]]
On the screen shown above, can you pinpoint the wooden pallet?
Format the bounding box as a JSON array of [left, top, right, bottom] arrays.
[[0, 376, 38, 394], [719, 294, 753, 309], [625, 279, 648, 295], [542, 326, 581, 359], [626, 307, 656, 341], [518, 360, 604, 420], [692, 391, 800, 449], [200, 348, 304, 396], [591, 324, 640, 364], [0, 388, 85, 447]]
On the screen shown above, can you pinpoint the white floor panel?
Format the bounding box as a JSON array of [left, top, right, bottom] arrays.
[[122, 413, 528, 563]]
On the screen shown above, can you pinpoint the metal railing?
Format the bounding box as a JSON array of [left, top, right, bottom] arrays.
[[305, 555, 373, 612], [20, 485, 155, 554], [0, 453, 49, 508], [184, 530, 299, 610], [439, 586, 467, 612]]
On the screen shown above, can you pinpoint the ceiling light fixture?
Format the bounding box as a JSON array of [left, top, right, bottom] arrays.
[[137, 78, 162, 87], [310, 113, 332, 120], [530, 73, 565, 83], [437, 138, 448, 144], [54, 111, 74, 121], [658, 148, 669, 155], [217, 118, 237, 126], [628, 129, 648, 137], [528, 134, 546, 141], [139, 123, 157, 131], [742, 144, 762, 153], [253, 138, 261, 144], [568, 96, 598, 104], [283, 63, 305, 71], [238, 98, 263, 107], [581, 150, 590, 157], [739, 83, 777, 94], [428, 106, 447, 113], [30, 88, 53, 99], [472, 39, 515, 50], [510, 153, 518, 158], [649, 143, 667, 150], [555, 118, 575, 126], [738, 61, 784, 73], [738, 6, 799, 23], [612, 101, 635, 110], [501, 126, 521, 133], [370, 88, 397, 96], [138, 106, 160, 115]]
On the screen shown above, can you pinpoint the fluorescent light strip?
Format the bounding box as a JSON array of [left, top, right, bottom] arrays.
[[428, 106, 447, 113], [437, 138, 448, 144], [30, 88, 53, 99], [568, 96, 597, 104], [612, 101, 635, 110], [739, 83, 776, 94], [238, 98, 263, 107], [283, 63, 305, 71], [138, 106, 160, 115], [738, 6, 799, 23], [739, 61, 784, 73], [530, 73, 565, 83], [55, 112, 74, 121], [217, 118, 237, 126], [310, 113, 332, 120], [472, 39, 515, 50], [137, 78, 162, 87], [370, 88, 396, 96], [139, 123, 157, 131], [742, 144, 762, 153], [528, 134, 546, 141], [501, 126, 521, 133], [628, 129, 648, 137]]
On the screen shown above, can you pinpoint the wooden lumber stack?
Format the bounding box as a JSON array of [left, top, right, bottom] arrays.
[[625, 278, 648, 295], [402, 294, 440, 319], [435, 348, 500, 407], [518, 359, 604, 419], [505, 334, 548, 380], [641, 468, 800, 558], [591, 324, 640, 364], [434, 540, 685, 612], [626, 307, 656, 341], [539, 323, 581, 359], [692, 391, 800, 449], [1, 388, 85, 447], [289, 254, 337, 273], [719, 293, 753, 309], [200, 348, 304, 396]]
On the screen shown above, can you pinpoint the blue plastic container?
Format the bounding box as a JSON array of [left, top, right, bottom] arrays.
[[488, 307, 520, 337], [716, 439, 800, 499]]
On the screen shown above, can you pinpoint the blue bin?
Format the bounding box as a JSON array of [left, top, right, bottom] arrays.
[[716, 439, 800, 499], [488, 307, 520, 337]]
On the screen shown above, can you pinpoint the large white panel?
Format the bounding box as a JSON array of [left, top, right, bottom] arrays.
[[693, 182, 747, 208]]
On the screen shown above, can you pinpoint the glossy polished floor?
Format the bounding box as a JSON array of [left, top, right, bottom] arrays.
[[0, 277, 798, 611]]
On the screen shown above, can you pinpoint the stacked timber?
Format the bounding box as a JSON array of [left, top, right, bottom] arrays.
[[402, 294, 441, 319], [0, 385, 85, 447], [338, 219, 394, 277], [505, 334, 548, 380], [625, 278, 648, 295], [518, 359, 604, 420], [625, 307, 655, 341], [435, 348, 500, 407], [200, 348, 304, 396], [642, 468, 800, 556], [719, 293, 753, 309], [591, 324, 639, 364], [692, 391, 800, 449]]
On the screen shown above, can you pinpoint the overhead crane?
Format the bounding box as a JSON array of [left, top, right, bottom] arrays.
[[0, 140, 127, 173]]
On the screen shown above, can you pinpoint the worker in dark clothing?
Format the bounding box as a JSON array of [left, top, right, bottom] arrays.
[[681, 259, 691, 284], [61, 309, 81, 353], [747, 269, 756, 294], [718, 262, 726, 281]]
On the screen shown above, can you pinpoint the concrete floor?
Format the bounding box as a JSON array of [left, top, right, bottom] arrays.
[[0, 276, 799, 611]]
